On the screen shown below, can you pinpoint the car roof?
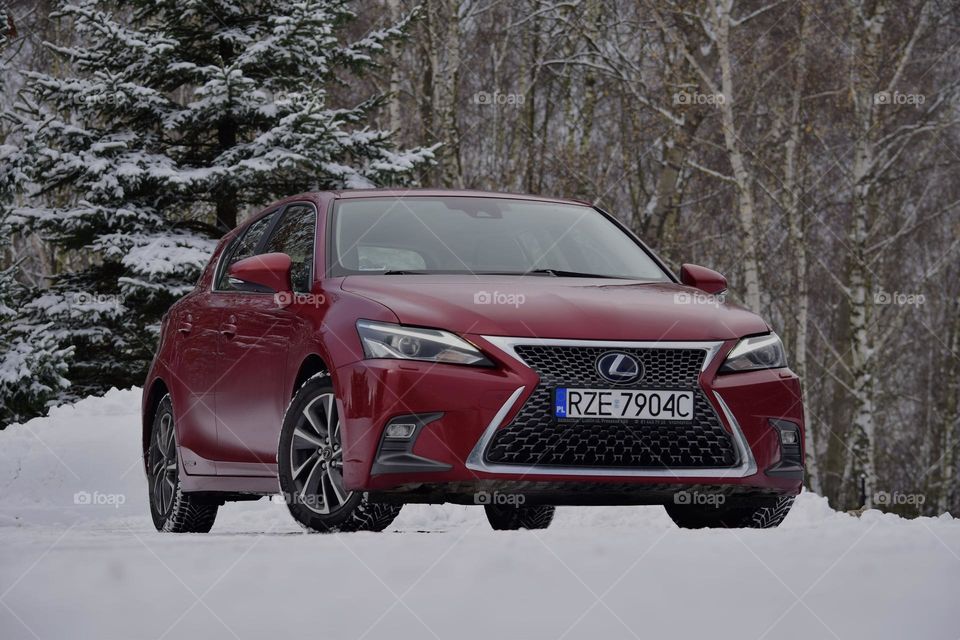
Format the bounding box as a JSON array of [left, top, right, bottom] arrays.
[[328, 188, 593, 207]]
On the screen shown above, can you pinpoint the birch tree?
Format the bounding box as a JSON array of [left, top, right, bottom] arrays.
[[838, 0, 960, 507]]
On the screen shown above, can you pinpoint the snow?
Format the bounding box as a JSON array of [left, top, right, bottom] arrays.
[[1, 388, 958, 640], [117, 233, 219, 278]]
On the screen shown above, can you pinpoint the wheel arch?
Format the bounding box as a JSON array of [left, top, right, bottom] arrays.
[[142, 378, 171, 468], [291, 353, 331, 397]]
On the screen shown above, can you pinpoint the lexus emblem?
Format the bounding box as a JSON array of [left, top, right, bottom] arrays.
[[596, 352, 643, 385]]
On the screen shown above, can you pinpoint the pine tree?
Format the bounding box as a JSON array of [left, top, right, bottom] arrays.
[[0, 266, 75, 426], [9, 0, 434, 400], [0, 8, 74, 426]]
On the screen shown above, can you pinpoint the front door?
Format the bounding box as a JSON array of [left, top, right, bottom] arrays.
[[214, 203, 318, 476]]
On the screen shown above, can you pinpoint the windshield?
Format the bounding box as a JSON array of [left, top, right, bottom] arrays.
[[330, 197, 670, 280]]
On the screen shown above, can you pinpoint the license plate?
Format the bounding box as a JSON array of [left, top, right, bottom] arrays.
[[554, 388, 694, 421]]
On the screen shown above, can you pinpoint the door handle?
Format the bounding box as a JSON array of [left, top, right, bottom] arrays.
[[177, 322, 192, 334], [220, 323, 237, 338]]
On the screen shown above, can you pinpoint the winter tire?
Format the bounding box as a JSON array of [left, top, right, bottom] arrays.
[[148, 394, 219, 533], [278, 375, 402, 532], [665, 495, 795, 529], [484, 504, 555, 530]]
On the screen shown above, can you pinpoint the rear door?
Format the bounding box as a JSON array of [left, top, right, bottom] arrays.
[[168, 290, 222, 476], [214, 202, 318, 475]]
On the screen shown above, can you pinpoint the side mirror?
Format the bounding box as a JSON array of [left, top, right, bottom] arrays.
[[227, 252, 293, 294], [680, 263, 727, 295]]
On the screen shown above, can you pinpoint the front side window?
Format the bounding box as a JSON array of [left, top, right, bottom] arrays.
[[262, 204, 316, 292], [216, 211, 277, 291], [330, 197, 669, 280]]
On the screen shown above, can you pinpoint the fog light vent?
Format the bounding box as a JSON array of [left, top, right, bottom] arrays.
[[385, 422, 416, 439], [371, 413, 451, 476], [769, 418, 803, 471], [780, 429, 799, 446]]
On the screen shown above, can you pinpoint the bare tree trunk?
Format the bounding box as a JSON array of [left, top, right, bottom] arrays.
[[385, 0, 403, 136], [423, 0, 462, 187], [713, 0, 761, 311], [781, 4, 820, 494], [522, 10, 540, 193], [651, 110, 703, 258], [938, 291, 960, 512], [843, 0, 888, 508]]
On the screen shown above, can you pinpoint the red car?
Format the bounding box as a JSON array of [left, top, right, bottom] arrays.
[[142, 190, 804, 533]]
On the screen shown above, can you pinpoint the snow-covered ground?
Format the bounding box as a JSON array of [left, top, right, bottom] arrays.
[[1, 389, 958, 640]]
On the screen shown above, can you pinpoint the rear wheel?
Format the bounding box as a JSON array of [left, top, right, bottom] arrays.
[[484, 504, 555, 530], [278, 376, 402, 532], [665, 495, 795, 529], [148, 395, 219, 533]]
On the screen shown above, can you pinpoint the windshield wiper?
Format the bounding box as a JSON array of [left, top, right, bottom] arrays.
[[522, 268, 626, 279], [378, 269, 626, 278]]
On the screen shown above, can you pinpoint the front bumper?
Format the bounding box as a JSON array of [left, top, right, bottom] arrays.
[[334, 335, 804, 504]]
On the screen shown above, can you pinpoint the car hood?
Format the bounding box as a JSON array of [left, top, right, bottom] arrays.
[[341, 275, 768, 341]]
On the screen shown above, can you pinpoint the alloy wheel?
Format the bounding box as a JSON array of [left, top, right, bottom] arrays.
[[149, 412, 177, 516], [289, 393, 352, 514]]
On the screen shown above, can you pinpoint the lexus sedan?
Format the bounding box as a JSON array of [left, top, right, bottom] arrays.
[[142, 189, 804, 533]]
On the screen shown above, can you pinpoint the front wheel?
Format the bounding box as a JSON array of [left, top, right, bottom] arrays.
[[665, 495, 795, 529], [148, 394, 219, 533], [277, 376, 402, 532]]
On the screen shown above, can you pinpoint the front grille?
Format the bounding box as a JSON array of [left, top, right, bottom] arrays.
[[485, 345, 738, 469], [514, 345, 704, 388]]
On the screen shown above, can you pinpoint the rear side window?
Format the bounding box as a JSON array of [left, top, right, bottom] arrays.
[[262, 204, 316, 292], [216, 212, 277, 291]]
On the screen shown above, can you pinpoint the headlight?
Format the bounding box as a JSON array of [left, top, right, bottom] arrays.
[[720, 333, 788, 373], [356, 320, 493, 366]]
